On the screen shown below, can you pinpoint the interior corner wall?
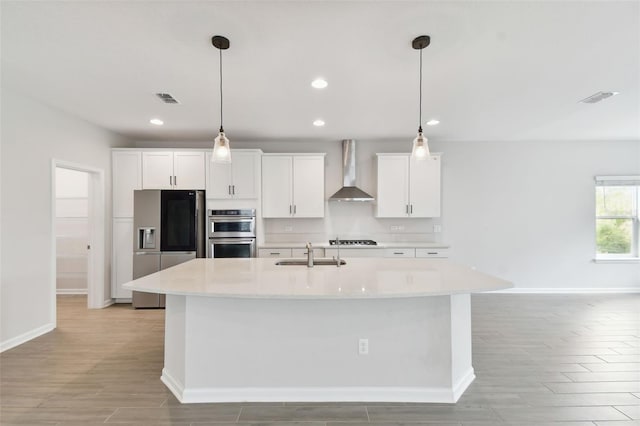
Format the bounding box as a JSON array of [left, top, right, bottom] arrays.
[[0, 89, 129, 351], [435, 139, 640, 290]]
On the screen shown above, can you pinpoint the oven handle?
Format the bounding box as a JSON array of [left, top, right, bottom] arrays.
[[210, 238, 256, 244], [209, 217, 255, 222]]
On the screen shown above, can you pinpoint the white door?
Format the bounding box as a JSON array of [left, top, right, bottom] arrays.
[[376, 155, 409, 217], [409, 155, 441, 217], [262, 156, 293, 218], [205, 151, 233, 199], [173, 151, 205, 189], [292, 156, 325, 218], [112, 151, 141, 217], [231, 151, 258, 199], [142, 152, 174, 189]]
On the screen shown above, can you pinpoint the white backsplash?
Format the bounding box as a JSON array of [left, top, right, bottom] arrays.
[[264, 201, 442, 244]]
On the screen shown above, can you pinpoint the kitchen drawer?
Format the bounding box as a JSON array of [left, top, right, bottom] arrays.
[[258, 249, 293, 258], [415, 248, 449, 258], [384, 248, 416, 258], [325, 248, 383, 258], [291, 248, 325, 258]]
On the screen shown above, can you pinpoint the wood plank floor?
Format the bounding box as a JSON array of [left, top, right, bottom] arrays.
[[1, 294, 639, 425]]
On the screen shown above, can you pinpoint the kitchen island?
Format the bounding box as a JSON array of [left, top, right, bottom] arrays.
[[123, 257, 511, 403]]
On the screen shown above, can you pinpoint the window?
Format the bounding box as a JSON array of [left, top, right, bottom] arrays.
[[595, 176, 639, 260]]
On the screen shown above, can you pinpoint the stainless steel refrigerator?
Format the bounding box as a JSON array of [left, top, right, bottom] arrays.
[[132, 189, 205, 308]]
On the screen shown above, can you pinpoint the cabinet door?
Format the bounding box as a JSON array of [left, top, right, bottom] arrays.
[[142, 152, 174, 189], [174, 151, 205, 189], [258, 248, 293, 258], [112, 151, 142, 217], [376, 155, 409, 218], [205, 151, 233, 199], [292, 156, 324, 218], [231, 151, 259, 199], [112, 218, 133, 299], [262, 156, 293, 218], [409, 155, 441, 217]]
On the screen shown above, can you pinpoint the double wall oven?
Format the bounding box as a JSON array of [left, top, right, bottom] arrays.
[[207, 209, 256, 258]]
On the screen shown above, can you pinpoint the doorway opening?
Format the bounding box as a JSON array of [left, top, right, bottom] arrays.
[[51, 160, 106, 323]]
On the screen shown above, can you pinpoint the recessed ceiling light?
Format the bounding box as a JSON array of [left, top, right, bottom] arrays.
[[426, 119, 440, 126], [313, 119, 325, 127], [150, 118, 164, 126], [311, 78, 328, 89]]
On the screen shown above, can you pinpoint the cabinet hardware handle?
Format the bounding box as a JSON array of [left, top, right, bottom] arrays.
[[232, 185, 235, 195], [294, 205, 297, 214], [289, 205, 292, 214], [406, 204, 409, 214], [174, 176, 177, 186], [394, 252, 403, 255], [228, 185, 231, 195], [428, 252, 437, 255], [270, 252, 280, 255], [410, 204, 413, 214], [170, 176, 172, 186]]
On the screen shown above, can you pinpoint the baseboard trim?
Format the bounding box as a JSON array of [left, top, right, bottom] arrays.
[[492, 287, 640, 294], [161, 373, 463, 404], [452, 367, 475, 402], [0, 323, 55, 353], [56, 289, 88, 295]]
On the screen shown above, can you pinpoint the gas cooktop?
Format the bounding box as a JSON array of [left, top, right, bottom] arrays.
[[329, 239, 377, 246]]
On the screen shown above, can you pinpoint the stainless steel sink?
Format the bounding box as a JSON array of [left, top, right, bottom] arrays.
[[275, 258, 346, 266]]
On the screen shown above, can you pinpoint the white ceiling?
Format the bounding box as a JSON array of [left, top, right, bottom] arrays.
[[2, 1, 638, 143]]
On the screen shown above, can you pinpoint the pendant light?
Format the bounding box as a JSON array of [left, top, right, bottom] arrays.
[[411, 35, 431, 160], [211, 35, 231, 163]]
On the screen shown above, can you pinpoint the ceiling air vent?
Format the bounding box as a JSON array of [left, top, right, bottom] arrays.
[[155, 93, 180, 104], [579, 91, 619, 104]]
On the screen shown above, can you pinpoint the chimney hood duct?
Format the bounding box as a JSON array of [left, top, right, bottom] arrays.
[[329, 139, 375, 202]]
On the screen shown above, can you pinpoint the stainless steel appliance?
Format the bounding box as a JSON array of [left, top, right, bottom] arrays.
[[133, 190, 205, 308], [207, 209, 256, 258]]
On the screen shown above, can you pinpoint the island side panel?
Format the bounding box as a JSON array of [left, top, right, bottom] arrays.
[[178, 295, 462, 402], [450, 293, 474, 398], [161, 294, 187, 399]]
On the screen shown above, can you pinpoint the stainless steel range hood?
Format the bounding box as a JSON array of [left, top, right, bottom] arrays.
[[329, 139, 374, 202]]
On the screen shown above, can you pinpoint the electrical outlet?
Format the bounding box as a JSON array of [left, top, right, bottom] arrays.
[[390, 225, 399, 231], [433, 224, 442, 233], [358, 338, 369, 355], [284, 226, 293, 232]]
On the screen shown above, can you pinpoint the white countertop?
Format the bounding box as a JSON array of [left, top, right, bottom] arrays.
[[259, 242, 450, 249], [123, 258, 510, 299]]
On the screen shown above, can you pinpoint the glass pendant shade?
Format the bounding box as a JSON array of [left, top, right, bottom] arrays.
[[212, 131, 231, 163], [411, 131, 430, 160]]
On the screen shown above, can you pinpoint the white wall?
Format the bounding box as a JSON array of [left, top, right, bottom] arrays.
[[136, 138, 639, 291], [1, 89, 128, 351], [55, 168, 89, 294]]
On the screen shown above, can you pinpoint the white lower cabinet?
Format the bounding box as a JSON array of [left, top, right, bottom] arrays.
[[384, 248, 415, 258], [112, 218, 133, 299], [324, 248, 384, 258], [415, 248, 450, 258], [258, 249, 293, 258]]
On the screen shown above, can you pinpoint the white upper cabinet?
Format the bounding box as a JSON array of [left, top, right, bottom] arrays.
[[205, 150, 260, 199], [376, 153, 441, 218], [112, 150, 142, 218], [262, 154, 325, 218], [142, 151, 205, 190]]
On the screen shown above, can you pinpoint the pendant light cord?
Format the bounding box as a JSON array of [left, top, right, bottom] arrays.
[[219, 47, 224, 133], [418, 47, 423, 133]]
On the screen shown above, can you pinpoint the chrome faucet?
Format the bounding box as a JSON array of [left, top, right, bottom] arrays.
[[334, 236, 341, 267], [306, 242, 314, 267]]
